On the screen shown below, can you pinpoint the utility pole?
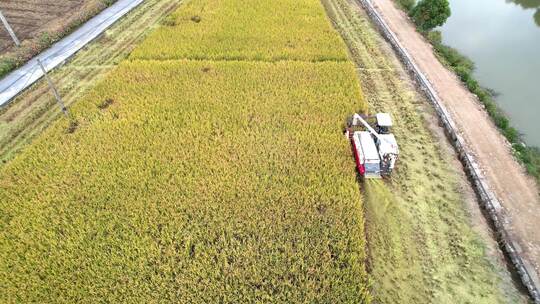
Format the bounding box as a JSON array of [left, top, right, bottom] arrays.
[[0, 9, 68, 116], [0, 10, 20, 46]]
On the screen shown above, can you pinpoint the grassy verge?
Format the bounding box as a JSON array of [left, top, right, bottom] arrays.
[[0, 0, 118, 79], [0, 0, 371, 301], [395, 0, 416, 11], [397, 3, 540, 183], [322, 0, 526, 302]]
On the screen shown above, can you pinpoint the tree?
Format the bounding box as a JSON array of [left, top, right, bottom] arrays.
[[397, 0, 416, 11], [410, 0, 451, 32]]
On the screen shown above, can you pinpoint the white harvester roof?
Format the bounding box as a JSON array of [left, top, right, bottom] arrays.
[[378, 134, 399, 155], [376, 113, 393, 127], [354, 131, 380, 162]]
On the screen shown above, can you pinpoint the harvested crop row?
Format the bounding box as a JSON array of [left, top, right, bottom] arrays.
[[130, 0, 350, 62]]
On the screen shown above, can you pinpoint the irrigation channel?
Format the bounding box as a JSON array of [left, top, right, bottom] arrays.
[[440, 0, 540, 147]]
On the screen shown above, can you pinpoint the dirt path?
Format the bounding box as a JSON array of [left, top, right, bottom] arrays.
[[372, 0, 540, 282]]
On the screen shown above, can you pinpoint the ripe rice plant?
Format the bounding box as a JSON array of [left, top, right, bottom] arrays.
[[0, 59, 370, 302], [0, 0, 372, 301], [130, 0, 350, 62]]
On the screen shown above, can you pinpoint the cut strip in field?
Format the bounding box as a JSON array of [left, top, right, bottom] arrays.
[[129, 0, 350, 62]]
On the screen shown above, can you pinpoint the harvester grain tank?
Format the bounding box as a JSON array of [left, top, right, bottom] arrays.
[[346, 113, 399, 178]]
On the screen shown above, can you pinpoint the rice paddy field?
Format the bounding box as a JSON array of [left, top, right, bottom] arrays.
[[0, 0, 371, 302], [130, 0, 349, 62], [1, 0, 532, 302], [0, 0, 182, 165]]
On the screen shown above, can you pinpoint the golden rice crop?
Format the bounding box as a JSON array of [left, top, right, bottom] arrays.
[[0, 60, 369, 302], [0, 0, 371, 301], [130, 0, 350, 62]]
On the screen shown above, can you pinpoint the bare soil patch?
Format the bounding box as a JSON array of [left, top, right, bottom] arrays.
[[1, 0, 89, 52]]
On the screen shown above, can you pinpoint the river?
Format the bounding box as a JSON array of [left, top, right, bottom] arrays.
[[439, 0, 540, 147]]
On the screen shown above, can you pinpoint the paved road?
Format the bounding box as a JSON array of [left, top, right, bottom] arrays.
[[371, 0, 540, 289], [0, 0, 143, 107]]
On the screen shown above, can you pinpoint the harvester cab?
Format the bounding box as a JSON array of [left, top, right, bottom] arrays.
[[375, 113, 392, 134], [346, 113, 399, 179]]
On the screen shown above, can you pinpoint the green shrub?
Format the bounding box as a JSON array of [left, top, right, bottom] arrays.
[[426, 30, 442, 44], [397, 0, 416, 11], [475, 89, 490, 103], [466, 78, 480, 92], [516, 146, 540, 179], [453, 65, 470, 81], [0, 57, 17, 79], [494, 115, 509, 130], [435, 45, 474, 72], [410, 0, 451, 31]]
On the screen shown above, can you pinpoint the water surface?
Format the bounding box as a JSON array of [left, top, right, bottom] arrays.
[[440, 0, 540, 146]]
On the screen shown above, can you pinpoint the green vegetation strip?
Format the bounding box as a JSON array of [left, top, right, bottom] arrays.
[[0, 0, 371, 302]]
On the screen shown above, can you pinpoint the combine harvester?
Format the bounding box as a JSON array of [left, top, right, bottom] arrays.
[[346, 113, 399, 178]]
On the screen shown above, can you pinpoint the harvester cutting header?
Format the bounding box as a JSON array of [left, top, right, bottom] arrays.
[[346, 113, 399, 178]]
